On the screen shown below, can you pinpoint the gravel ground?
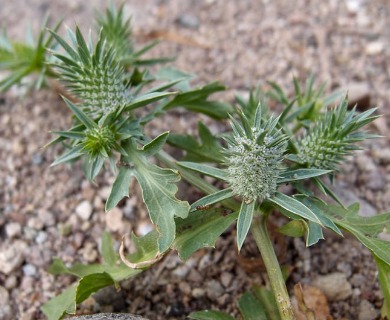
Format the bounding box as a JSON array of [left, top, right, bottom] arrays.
[[0, 0, 389, 319]]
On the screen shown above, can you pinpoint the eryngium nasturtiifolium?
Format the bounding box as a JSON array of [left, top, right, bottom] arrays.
[[225, 107, 288, 203], [296, 98, 378, 170], [50, 27, 128, 118]]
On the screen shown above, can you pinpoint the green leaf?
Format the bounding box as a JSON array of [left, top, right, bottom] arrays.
[[296, 195, 342, 236], [101, 231, 117, 266], [127, 230, 160, 263], [50, 145, 85, 167], [237, 201, 255, 251], [105, 166, 133, 211], [267, 193, 323, 226], [125, 91, 177, 112], [178, 162, 228, 181], [41, 285, 76, 320], [124, 141, 190, 252], [238, 291, 268, 320], [162, 82, 232, 119], [190, 188, 234, 212], [174, 209, 238, 260], [277, 220, 306, 238], [306, 221, 324, 246], [374, 255, 390, 318], [62, 97, 96, 129], [142, 132, 169, 157], [168, 121, 224, 163], [189, 310, 235, 320], [76, 272, 115, 304], [278, 169, 332, 184], [307, 199, 390, 266]]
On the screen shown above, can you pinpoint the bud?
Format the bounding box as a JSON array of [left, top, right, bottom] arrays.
[[83, 126, 117, 158]]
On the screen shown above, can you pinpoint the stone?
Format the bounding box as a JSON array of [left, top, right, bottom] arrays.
[[220, 272, 233, 288], [35, 231, 48, 244], [206, 280, 224, 300], [191, 288, 205, 298], [345, 82, 370, 111], [176, 14, 199, 29], [365, 41, 384, 56], [4, 275, 17, 289], [312, 272, 352, 301], [31, 153, 43, 165], [5, 222, 22, 238], [358, 300, 378, 320], [22, 264, 37, 277], [76, 200, 93, 221], [172, 265, 189, 279], [0, 286, 9, 305], [0, 241, 27, 275], [106, 207, 123, 232]]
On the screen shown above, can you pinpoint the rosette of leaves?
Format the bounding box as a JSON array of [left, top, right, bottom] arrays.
[[179, 103, 335, 250], [0, 15, 60, 92]]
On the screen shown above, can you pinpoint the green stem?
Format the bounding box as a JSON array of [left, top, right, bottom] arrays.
[[251, 215, 295, 320]]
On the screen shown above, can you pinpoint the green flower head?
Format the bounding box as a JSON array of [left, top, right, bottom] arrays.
[[224, 105, 288, 203]]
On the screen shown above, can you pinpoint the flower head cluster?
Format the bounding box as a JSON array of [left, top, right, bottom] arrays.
[[224, 107, 288, 203], [297, 98, 378, 170], [50, 27, 128, 119]]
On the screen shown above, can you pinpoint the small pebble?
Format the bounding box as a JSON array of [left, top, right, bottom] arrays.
[[176, 13, 199, 29], [106, 207, 123, 232], [5, 222, 22, 238], [206, 280, 224, 300], [0, 286, 10, 305], [365, 41, 384, 56], [4, 275, 17, 289], [35, 231, 47, 244], [0, 241, 27, 275], [22, 264, 37, 277], [31, 154, 43, 165], [76, 200, 93, 221], [312, 272, 352, 301], [220, 272, 233, 288], [192, 288, 205, 298], [358, 299, 378, 320]]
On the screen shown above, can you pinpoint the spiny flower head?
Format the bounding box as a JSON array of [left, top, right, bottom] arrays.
[[82, 125, 117, 158], [224, 104, 288, 203], [50, 26, 128, 118], [296, 98, 378, 170]]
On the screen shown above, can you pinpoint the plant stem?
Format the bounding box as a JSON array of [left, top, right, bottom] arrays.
[[251, 215, 296, 320]]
